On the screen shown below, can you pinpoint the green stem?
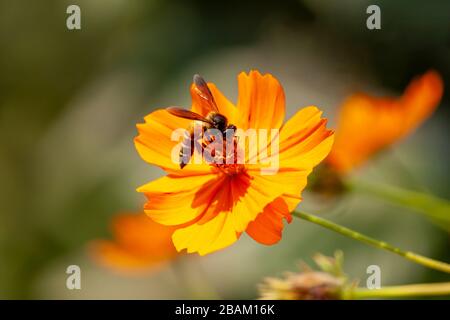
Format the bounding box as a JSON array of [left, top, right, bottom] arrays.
[[346, 179, 450, 231], [292, 211, 450, 274], [350, 282, 450, 299]]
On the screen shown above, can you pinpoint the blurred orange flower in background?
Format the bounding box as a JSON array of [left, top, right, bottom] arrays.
[[92, 213, 178, 273], [134, 71, 334, 255], [327, 70, 443, 173]]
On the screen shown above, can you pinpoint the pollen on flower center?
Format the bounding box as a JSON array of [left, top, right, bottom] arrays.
[[209, 136, 245, 175], [213, 162, 245, 176]]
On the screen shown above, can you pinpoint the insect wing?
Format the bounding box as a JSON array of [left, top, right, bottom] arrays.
[[193, 74, 219, 112], [166, 107, 212, 124]]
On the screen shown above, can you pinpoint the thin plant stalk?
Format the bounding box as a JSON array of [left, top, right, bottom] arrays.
[[346, 179, 450, 231], [350, 282, 450, 299], [293, 210, 450, 274]]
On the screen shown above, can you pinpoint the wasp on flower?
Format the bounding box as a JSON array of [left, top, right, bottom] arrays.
[[166, 74, 238, 169], [167, 74, 281, 175], [134, 70, 334, 255]]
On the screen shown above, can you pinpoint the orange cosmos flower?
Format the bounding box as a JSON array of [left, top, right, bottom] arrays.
[[92, 213, 178, 273], [135, 70, 334, 255], [327, 70, 443, 173]]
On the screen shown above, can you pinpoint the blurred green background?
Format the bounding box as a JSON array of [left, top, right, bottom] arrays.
[[0, 0, 449, 299]]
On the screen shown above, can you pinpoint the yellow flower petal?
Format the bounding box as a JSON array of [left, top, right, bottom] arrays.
[[135, 109, 213, 174], [139, 173, 225, 225], [172, 211, 239, 256], [236, 70, 285, 130]]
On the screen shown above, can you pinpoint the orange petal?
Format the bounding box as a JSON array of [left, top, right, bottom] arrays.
[[328, 70, 443, 173], [172, 211, 239, 256], [244, 107, 333, 245], [169, 174, 273, 254], [246, 195, 299, 245], [91, 213, 178, 273], [172, 169, 311, 255], [139, 173, 225, 226], [135, 109, 213, 174], [169, 173, 269, 255], [236, 70, 285, 130], [246, 106, 333, 171], [276, 106, 334, 170], [400, 70, 443, 130], [220, 171, 309, 232], [242, 171, 309, 243]]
